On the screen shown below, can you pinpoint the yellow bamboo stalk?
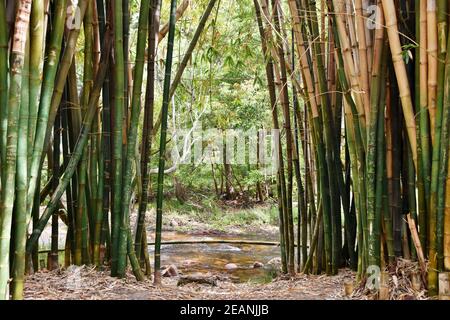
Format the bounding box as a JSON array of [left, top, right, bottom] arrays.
[[427, 0, 438, 144], [381, 0, 418, 171], [332, 0, 366, 129], [420, 0, 428, 125], [346, 1, 361, 78], [259, 0, 284, 97], [355, 0, 371, 123], [287, 0, 320, 118], [363, 0, 373, 74]]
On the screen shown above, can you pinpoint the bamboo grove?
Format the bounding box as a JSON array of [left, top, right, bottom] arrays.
[[252, 0, 450, 296], [0, 0, 448, 300]]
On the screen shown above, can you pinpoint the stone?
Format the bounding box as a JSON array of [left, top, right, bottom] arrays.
[[267, 257, 281, 266], [253, 261, 264, 268], [162, 264, 179, 277], [224, 263, 238, 270]]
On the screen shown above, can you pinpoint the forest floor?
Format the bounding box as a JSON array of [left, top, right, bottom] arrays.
[[23, 266, 354, 300], [28, 199, 356, 300], [29, 198, 428, 300]]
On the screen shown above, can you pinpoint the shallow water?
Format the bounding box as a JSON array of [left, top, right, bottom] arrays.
[[148, 231, 281, 283], [37, 224, 282, 283]]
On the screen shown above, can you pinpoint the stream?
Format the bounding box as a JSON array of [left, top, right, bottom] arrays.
[[38, 223, 281, 283], [148, 231, 281, 283]]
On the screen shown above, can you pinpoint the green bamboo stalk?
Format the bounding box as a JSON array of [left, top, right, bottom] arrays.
[[429, 0, 449, 295], [28, 0, 45, 170], [307, 0, 340, 275], [417, 1, 429, 248], [344, 100, 365, 277], [61, 96, 76, 263], [78, 0, 94, 266], [293, 95, 310, 269], [26, 0, 67, 219], [93, 109, 104, 266], [26, 29, 113, 256], [91, 0, 103, 267], [41, 0, 90, 160], [293, 87, 307, 272], [98, 0, 112, 266], [436, 31, 450, 272], [0, 0, 32, 300], [116, 0, 151, 278], [254, 0, 287, 272], [50, 105, 61, 270], [272, 0, 295, 275], [374, 47, 388, 267], [11, 30, 30, 300], [382, 161, 395, 263], [302, 203, 322, 274], [414, 0, 426, 254], [154, 0, 177, 285], [110, 0, 126, 277], [367, 27, 386, 268], [135, 0, 162, 261]]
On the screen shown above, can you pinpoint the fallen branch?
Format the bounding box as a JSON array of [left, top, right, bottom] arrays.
[[177, 275, 217, 286], [406, 213, 427, 286]]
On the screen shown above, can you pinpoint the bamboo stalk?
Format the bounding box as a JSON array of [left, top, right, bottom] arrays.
[[26, 28, 113, 256], [419, 0, 431, 249], [117, 0, 151, 278], [444, 158, 450, 270], [407, 213, 427, 284], [11, 28, 30, 300], [154, 0, 178, 285], [135, 0, 161, 261], [26, 0, 67, 220], [254, 0, 288, 273], [110, 0, 126, 277], [381, 0, 418, 171], [427, 0, 438, 143], [0, 0, 32, 300], [0, 2, 8, 184], [355, 0, 370, 124], [28, 0, 45, 168], [272, 0, 295, 276], [332, 0, 366, 139]]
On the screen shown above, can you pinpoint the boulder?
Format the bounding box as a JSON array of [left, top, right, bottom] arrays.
[[224, 263, 238, 270], [267, 257, 281, 266], [162, 264, 179, 277]]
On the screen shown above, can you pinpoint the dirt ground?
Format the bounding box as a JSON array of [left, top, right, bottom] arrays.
[[23, 266, 354, 300]]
